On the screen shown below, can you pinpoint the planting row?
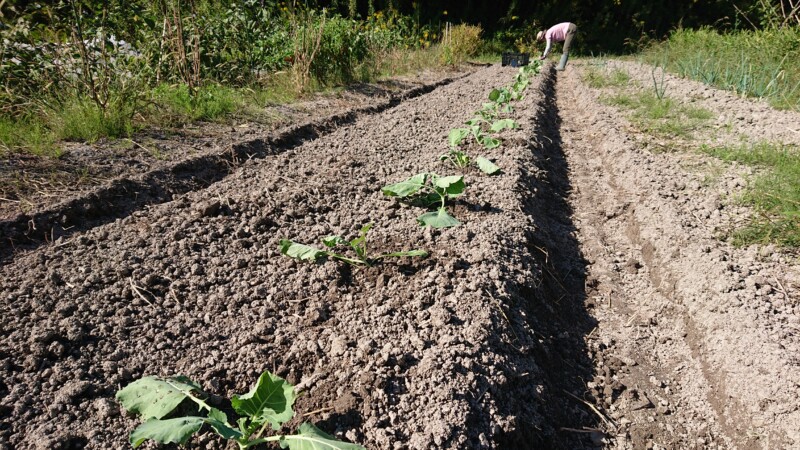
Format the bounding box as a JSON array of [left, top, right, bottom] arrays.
[[117, 62, 543, 449]]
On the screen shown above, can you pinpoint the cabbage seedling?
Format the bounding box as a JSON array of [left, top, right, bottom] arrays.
[[280, 223, 427, 266], [440, 150, 501, 175], [382, 173, 465, 228], [440, 149, 471, 168], [448, 126, 501, 149], [116, 371, 363, 450]]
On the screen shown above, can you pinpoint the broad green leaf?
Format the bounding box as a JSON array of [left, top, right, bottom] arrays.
[[382, 173, 427, 197], [475, 157, 501, 175], [490, 119, 518, 133], [322, 236, 346, 248], [417, 208, 461, 228], [116, 376, 202, 420], [280, 240, 327, 261], [432, 175, 465, 197], [464, 117, 482, 126], [380, 249, 429, 259], [478, 135, 502, 149], [206, 408, 243, 440], [280, 422, 365, 450], [231, 371, 296, 431], [447, 128, 470, 147], [130, 417, 204, 448], [488, 89, 500, 102]]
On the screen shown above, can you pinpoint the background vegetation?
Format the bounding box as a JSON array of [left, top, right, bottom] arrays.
[[1, 0, 798, 155]]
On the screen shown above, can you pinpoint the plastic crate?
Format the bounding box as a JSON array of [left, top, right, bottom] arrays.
[[502, 52, 530, 67]]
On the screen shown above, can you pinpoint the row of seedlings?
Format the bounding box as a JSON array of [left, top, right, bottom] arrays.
[[113, 63, 543, 450]]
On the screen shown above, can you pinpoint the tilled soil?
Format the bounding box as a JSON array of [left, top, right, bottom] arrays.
[[0, 65, 598, 449], [0, 70, 465, 258], [558, 62, 800, 449], [1, 60, 799, 450]]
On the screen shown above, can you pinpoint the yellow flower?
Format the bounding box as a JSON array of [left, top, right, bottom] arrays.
[[443, 10, 448, 15]]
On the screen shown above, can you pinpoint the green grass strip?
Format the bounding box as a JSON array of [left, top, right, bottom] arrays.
[[642, 27, 800, 111], [701, 142, 800, 247]]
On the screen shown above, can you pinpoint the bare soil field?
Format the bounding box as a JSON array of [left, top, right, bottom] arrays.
[[0, 60, 798, 450]]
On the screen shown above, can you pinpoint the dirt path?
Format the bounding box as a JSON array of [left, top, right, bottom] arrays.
[[555, 62, 800, 449]]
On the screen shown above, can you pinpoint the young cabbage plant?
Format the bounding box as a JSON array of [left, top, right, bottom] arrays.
[[440, 149, 501, 175], [116, 371, 364, 450], [440, 149, 471, 168], [280, 223, 427, 266], [448, 125, 501, 150], [489, 118, 519, 133], [382, 173, 465, 228]]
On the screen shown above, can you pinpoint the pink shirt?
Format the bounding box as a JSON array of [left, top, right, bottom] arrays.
[[542, 22, 573, 58], [545, 22, 572, 42]]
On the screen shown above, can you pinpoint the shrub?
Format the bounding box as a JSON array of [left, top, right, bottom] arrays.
[[441, 24, 483, 65]]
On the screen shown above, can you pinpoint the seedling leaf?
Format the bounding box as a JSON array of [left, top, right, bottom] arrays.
[[116, 376, 203, 420], [130, 417, 204, 448], [322, 236, 347, 248], [382, 173, 427, 197], [231, 371, 296, 431], [448, 128, 470, 147], [475, 157, 501, 175], [488, 89, 500, 102], [477, 135, 501, 149], [280, 422, 365, 450], [206, 408, 243, 440], [490, 119, 519, 133], [417, 208, 461, 228], [432, 175, 465, 197], [280, 240, 327, 261]]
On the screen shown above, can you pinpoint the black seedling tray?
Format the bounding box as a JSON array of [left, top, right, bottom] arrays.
[[502, 52, 530, 67]]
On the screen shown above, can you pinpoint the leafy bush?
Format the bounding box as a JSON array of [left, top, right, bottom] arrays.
[[311, 15, 373, 86], [441, 24, 483, 65]]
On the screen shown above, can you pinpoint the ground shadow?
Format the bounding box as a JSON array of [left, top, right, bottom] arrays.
[[495, 66, 601, 449]]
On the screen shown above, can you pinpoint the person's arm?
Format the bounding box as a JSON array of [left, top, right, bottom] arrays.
[[541, 38, 552, 59]]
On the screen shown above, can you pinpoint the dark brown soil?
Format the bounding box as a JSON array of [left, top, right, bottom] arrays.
[[2, 58, 799, 450], [0, 65, 601, 449]]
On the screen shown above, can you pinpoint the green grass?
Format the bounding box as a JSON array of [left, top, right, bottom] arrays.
[[604, 91, 714, 139], [0, 116, 60, 157], [52, 97, 135, 143], [470, 52, 502, 65], [701, 142, 800, 247], [641, 27, 800, 111], [151, 83, 240, 124], [583, 67, 632, 88]]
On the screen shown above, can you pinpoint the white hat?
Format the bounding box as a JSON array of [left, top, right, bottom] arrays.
[[536, 30, 545, 41]]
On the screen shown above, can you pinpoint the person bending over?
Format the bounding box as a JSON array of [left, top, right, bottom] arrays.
[[537, 22, 577, 71]]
